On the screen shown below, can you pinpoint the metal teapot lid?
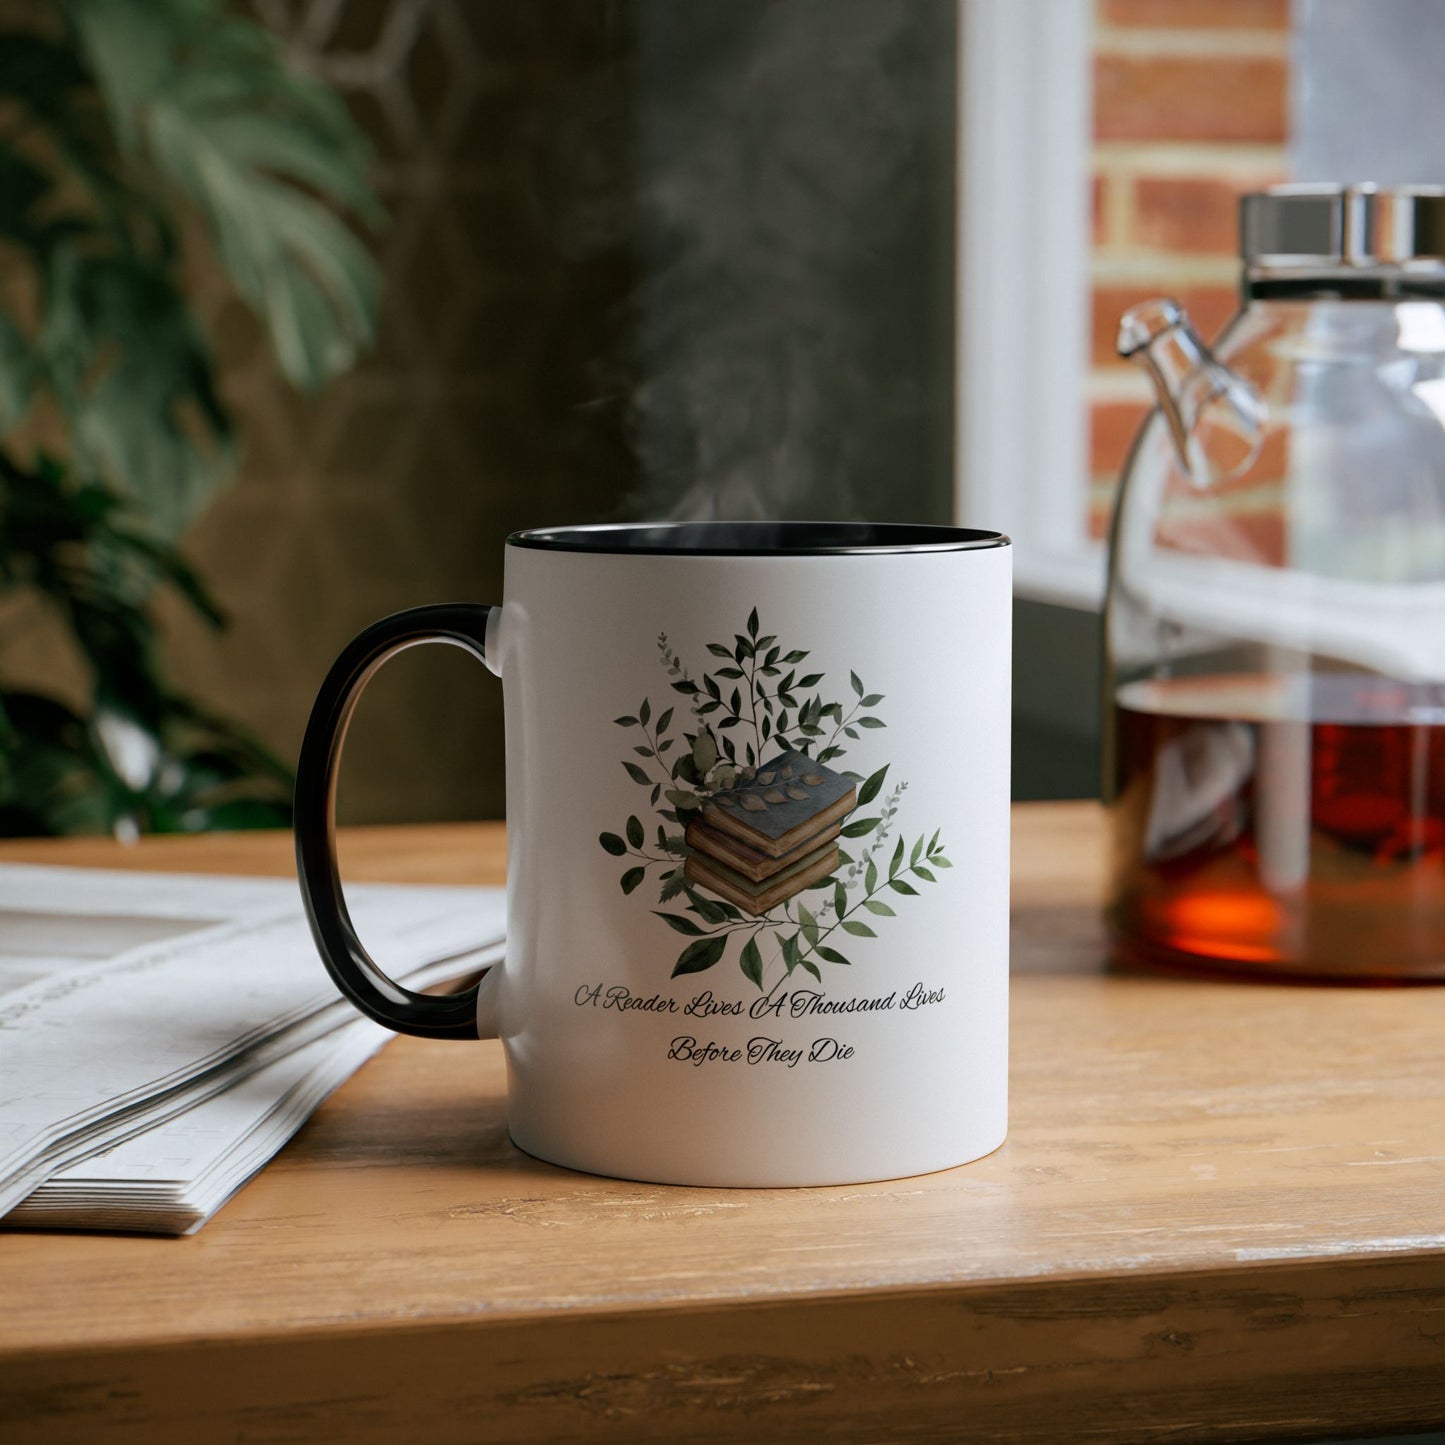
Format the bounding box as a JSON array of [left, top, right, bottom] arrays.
[[1242, 184, 1445, 271]]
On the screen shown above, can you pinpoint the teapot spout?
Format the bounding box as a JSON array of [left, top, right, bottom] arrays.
[[1117, 297, 1264, 487]]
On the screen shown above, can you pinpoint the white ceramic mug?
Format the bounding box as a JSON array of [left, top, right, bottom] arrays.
[[295, 521, 1011, 1186]]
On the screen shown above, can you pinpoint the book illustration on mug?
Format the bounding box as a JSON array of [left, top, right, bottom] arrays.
[[684, 750, 856, 916], [598, 607, 952, 992]]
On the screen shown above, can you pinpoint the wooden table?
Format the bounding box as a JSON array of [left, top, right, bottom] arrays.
[[2, 804, 1443, 1444]]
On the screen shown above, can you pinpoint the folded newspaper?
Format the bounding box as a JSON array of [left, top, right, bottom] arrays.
[[0, 864, 504, 1235]]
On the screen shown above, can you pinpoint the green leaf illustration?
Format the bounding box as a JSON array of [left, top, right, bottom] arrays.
[[706, 642, 732, 657], [614, 715, 638, 727], [932, 856, 953, 868], [889, 837, 905, 879], [857, 717, 886, 729], [840, 816, 881, 838], [599, 832, 626, 856], [816, 946, 851, 965], [623, 762, 651, 785], [797, 902, 820, 946], [781, 933, 802, 974], [863, 899, 895, 916], [911, 836, 924, 867], [656, 708, 674, 732], [672, 936, 727, 977], [692, 732, 718, 771], [690, 896, 729, 925], [864, 859, 879, 894], [654, 912, 706, 935], [889, 878, 919, 896], [799, 957, 823, 982], [639, 697, 651, 726], [621, 867, 646, 895], [850, 670, 864, 696], [860, 693, 885, 707], [915, 866, 936, 883], [857, 765, 889, 807], [747, 607, 759, 638], [834, 881, 848, 916], [841, 920, 876, 938], [739, 935, 764, 987], [626, 815, 644, 848]]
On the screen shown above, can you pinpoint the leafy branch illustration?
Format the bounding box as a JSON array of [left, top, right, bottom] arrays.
[[598, 608, 944, 987]]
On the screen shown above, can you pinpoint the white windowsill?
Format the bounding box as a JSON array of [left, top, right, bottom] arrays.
[[1013, 543, 1108, 611]]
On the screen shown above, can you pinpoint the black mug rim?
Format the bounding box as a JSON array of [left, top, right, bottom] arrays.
[[506, 521, 1011, 556]]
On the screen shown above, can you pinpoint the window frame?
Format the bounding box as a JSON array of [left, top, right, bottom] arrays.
[[954, 0, 1104, 610]]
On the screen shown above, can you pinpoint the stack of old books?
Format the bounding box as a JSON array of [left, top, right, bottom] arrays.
[[684, 748, 857, 914]]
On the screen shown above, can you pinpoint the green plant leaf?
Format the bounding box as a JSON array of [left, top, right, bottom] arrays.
[[621, 866, 646, 894], [857, 717, 886, 729], [672, 935, 727, 977], [911, 836, 924, 867], [834, 880, 848, 916], [914, 866, 935, 883], [656, 707, 674, 733], [739, 935, 763, 988], [932, 855, 953, 868], [623, 761, 651, 785], [889, 878, 919, 896], [690, 896, 729, 925], [797, 902, 819, 946], [857, 765, 889, 807], [816, 946, 850, 965], [599, 832, 627, 856], [654, 912, 707, 936], [850, 670, 863, 696], [706, 642, 732, 657], [68, 0, 382, 394], [840, 816, 881, 838], [692, 731, 718, 772], [841, 919, 876, 938], [889, 837, 905, 879], [626, 814, 644, 849], [747, 606, 759, 638], [614, 715, 638, 727], [863, 898, 895, 916], [798, 957, 822, 982], [781, 933, 802, 974]]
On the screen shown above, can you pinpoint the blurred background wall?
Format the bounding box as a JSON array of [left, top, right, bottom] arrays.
[[158, 0, 958, 824]]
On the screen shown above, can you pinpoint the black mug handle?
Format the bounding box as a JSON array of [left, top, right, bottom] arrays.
[[294, 603, 496, 1040]]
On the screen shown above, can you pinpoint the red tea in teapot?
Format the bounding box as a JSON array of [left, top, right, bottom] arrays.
[[1109, 673, 1445, 980]]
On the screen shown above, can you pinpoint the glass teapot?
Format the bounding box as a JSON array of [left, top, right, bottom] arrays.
[[1105, 184, 1445, 981]]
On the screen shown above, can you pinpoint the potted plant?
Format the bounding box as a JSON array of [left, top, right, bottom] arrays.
[[0, 0, 379, 835]]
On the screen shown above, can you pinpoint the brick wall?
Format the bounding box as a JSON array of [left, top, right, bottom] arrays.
[[1088, 0, 1290, 539]]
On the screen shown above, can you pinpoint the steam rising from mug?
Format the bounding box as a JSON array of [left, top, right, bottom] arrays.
[[552, 1, 953, 520]]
